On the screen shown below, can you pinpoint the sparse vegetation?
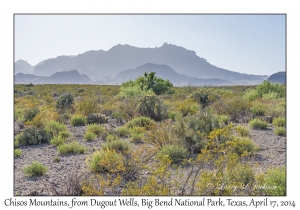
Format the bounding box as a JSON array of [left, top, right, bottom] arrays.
[[14, 81, 286, 196]]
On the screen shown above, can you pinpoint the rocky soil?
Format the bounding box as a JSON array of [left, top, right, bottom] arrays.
[[14, 121, 286, 196]]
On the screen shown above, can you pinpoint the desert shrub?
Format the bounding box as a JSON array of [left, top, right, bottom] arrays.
[[44, 121, 67, 138], [137, 94, 168, 121], [189, 88, 219, 106], [250, 102, 267, 116], [176, 98, 198, 116], [58, 130, 71, 139], [75, 98, 98, 116], [102, 137, 131, 153], [243, 89, 260, 101], [57, 141, 87, 154], [274, 127, 286, 136], [87, 113, 108, 124], [71, 115, 87, 126], [86, 149, 126, 174], [129, 126, 146, 135], [216, 115, 230, 126], [118, 85, 154, 98], [272, 117, 286, 127], [235, 125, 250, 137], [86, 124, 106, 137], [57, 113, 72, 124], [56, 93, 74, 112], [225, 137, 259, 156], [116, 127, 131, 137], [157, 145, 189, 163], [249, 118, 268, 129], [243, 81, 285, 101], [121, 72, 173, 95], [106, 134, 117, 142], [130, 133, 144, 143], [145, 119, 178, 148], [227, 163, 255, 185], [263, 167, 286, 195], [22, 161, 48, 176], [168, 110, 180, 120], [23, 107, 40, 122], [14, 149, 22, 157], [262, 92, 278, 100], [54, 156, 61, 163], [124, 116, 155, 129], [222, 97, 250, 121], [84, 131, 97, 141], [14, 126, 49, 147], [50, 136, 66, 146]]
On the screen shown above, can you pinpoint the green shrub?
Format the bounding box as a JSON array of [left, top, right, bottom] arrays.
[[58, 130, 71, 139], [118, 85, 154, 98], [227, 163, 255, 185], [216, 115, 230, 126], [272, 117, 286, 127], [130, 133, 144, 143], [157, 145, 189, 163], [189, 88, 219, 106], [50, 136, 66, 146], [71, 115, 87, 126], [124, 116, 155, 129], [168, 111, 180, 120], [222, 97, 250, 121], [22, 161, 48, 176], [57, 113, 71, 123], [243, 89, 260, 101], [225, 137, 259, 156], [243, 81, 285, 101], [86, 124, 106, 137], [274, 127, 286, 136], [86, 149, 126, 173], [14, 149, 22, 157], [45, 121, 67, 138], [84, 131, 97, 141], [57, 141, 87, 154], [116, 127, 131, 137], [176, 98, 198, 116], [250, 103, 267, 116], [76, 98, 98, 116], [56, 93, 74, 112], [249, 118, 268, 129], [121, 72, 173, 95], [235, 125, 250, 137], [87, 113, 108, 124], [263, 167, 286, 195], [23, 107, 40, 122], [137, 94, 168, 121], [102, 138, 131, 153]]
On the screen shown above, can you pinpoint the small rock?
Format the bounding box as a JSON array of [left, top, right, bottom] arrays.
[[65, 161, 70, 165]]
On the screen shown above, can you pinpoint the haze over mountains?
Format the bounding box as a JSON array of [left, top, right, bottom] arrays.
[[15, 43, 272, 86]]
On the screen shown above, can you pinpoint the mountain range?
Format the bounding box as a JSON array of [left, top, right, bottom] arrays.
[[15, 43, 272, 86]]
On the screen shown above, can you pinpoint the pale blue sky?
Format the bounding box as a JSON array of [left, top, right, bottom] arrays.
[[15, 14, 285, 76]]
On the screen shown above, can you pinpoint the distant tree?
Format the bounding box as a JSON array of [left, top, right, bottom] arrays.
[[122, 72, 173, 95]]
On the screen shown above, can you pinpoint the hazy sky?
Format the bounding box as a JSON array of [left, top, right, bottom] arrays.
[[15, 14, 285, 76]]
